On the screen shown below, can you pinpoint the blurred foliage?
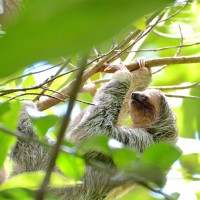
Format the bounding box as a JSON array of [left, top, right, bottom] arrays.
[[0, 188, 59, 200], [31, 115, 59, 138], [0, 101, 20, 168], [0, 0, 173, 77], [0, 188, 36, 200], [0, 171, 80, 191], [119, 186, 161, 200], [180, 153, 200, 175], [0, 0, 200, 200], [56, 152, 85, 181]]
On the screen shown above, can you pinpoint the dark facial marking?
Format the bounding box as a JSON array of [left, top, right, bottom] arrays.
[[130, 92, 152, 110]]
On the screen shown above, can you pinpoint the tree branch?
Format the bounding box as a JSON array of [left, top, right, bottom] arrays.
[[36, 55, 200, 111], [126, 55, 200, 71]]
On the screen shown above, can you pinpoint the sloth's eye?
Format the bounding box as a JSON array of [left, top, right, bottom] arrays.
[[141, 95, 147, 101]]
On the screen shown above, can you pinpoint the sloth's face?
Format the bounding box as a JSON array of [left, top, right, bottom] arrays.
[[129, 89, 161, 128]]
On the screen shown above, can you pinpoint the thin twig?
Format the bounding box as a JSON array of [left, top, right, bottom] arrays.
[[118, 42, 200, 53], [165, 94, 200, 99], [6, 92, 65, 102], [107, 12, 164, 63], [153, 29, 200, 39], [33, 60, 69, 102], [150, 82, 200, 90], [35, 55, 87, 200], [0, 62, 65, 87], [0, 68, 78, 96], [42, 86, 94, 106], [153, 23, 183, 74], [175, 25, 183, 57], [158, 2, 187, 23]]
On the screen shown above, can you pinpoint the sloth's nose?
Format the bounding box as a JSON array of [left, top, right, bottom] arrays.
[[131, 92, 147, 101], [131, 92, 140, 99]]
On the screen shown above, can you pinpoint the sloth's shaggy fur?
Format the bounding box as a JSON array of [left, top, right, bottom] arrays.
[[10, 66, 178, 200]]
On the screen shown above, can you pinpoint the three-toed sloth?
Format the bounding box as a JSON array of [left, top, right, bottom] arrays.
[[11, 63, 178, 200]]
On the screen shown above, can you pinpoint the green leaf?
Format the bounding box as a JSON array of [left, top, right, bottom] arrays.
[[180, 153, 200, 174], [0, 187, 59, 200], [0, 101, 20, 130], [112, 148, 138, 169], [31, 115, 59, 137], [0, 132, 15, 169], [0, 171, 80, 191], [190, 88, 200, 138], [133, 17, 146, 30], [56, 152, 85, 181], [0, 0, 173, 77], [0, 103, 10, 116], [170, 192, 180, 200], [115, 161, 166, 187], [0, 188, 35, 200], [0, 188, 60, 200], [142, 143, 182, 171], [21, 74, 36, 88], [180, 98, 196, 138], [78, 135, 110, 155], [0, 101, 20, 168]]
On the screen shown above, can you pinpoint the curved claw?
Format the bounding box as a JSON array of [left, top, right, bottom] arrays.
[[135, 57, 145, 69]]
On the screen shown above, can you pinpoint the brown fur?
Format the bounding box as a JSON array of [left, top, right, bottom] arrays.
[[129, 89, 161, 128]]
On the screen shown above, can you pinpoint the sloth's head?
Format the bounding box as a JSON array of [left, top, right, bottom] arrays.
[[129, 89, 165, 128], [129, 89, 178, 142]]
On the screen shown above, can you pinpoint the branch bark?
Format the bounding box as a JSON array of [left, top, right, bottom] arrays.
[[126, 55, 200, 71], [36, 55, 200, 111]]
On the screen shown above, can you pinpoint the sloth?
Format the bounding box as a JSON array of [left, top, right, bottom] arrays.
[[10, 61, 178, 200]]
